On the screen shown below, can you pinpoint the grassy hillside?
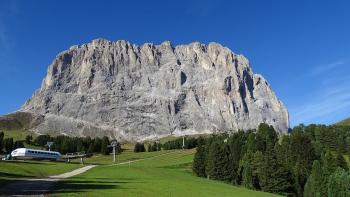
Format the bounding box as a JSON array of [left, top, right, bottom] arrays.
[[52, 150, 280, 197], [0, 129, 37, 141], [337, 117, 350, 126], [0, 112, 39, 142]]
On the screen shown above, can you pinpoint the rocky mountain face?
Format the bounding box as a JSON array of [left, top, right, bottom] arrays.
[[20, 39, 289, 141]]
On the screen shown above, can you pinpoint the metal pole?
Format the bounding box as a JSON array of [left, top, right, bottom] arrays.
[[113, 146, 116, 163]]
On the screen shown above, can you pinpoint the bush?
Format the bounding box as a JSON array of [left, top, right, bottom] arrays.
[[134, 142, 145, 152]]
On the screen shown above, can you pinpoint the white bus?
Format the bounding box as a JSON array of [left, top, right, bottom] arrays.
[[11, 148, 61, 160]]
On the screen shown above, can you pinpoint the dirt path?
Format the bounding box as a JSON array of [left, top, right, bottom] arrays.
[[0, 165, 96, 197]]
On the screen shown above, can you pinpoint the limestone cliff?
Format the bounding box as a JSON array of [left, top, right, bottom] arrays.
[[21, 39, 289, 141]]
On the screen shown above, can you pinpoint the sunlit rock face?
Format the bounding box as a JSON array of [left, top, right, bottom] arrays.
[[21, 39, 289, 141]]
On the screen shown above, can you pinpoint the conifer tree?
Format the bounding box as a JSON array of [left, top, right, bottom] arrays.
[[193, 144, 206, 177], [320, 150, 338, 196], [240, 151, 255, 189], [3, 138, 14, 153], [304, 160, 323, 197], [25, 135, 32, 145], [259, 140, 294, 195], [335, 151, 348, 171], [87, 143, 94, 154], [101, 136, 110, 155], [206, 141, 227, 181], [0, 132, 4, 152], [327, 167, 350, 197]]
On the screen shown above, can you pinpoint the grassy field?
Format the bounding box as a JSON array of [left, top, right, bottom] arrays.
[[52, 149, 280, 197], [0, 137, 280, 197], [0, 160, 82, 184]]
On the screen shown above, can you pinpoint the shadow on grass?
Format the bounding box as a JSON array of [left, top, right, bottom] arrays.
[[51, 179, 136, 194], [0, 179, 123, 196], [0, 171, 34, 179]]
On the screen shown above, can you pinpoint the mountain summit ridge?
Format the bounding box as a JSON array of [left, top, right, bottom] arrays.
[[21, 39, 289, 141]]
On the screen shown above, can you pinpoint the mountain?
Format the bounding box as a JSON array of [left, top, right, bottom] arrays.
[[19, 39, 289, 141]]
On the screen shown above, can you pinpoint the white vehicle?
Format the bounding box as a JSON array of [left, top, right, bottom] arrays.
[[11, 148, 61, 160]]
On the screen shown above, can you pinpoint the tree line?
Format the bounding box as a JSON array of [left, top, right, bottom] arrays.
[[0, 132, 122, 155], [133, 137, 200, 153], [192, 123, 350, 197], [0, 132, 25, 153]]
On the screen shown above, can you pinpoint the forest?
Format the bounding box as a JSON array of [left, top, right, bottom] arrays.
[[192, 123, 350, 197]]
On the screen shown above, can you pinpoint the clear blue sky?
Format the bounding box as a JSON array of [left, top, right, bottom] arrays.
[[0, 0, 349, 126]]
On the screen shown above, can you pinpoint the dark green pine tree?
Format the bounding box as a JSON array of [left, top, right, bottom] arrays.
[[227, 132, 246, 184], [206, 141, 227, 181], [320, 150, 338, 196], [87, 143, 94, 154], [101, 136, 110, 155], [275, 135, 291, 169], [259, 140, 294, 195], [335, 151, 348, 171], [346, 136, 350, 155], [327, 167, 350, 197], [292, 160, 310, 197], [76, 139, 84, 152], [13, 140, 24, 149], [192, 144, 206, 177], [304, 160, 323, 197], [61, 139, 70, 154], [240, 151, 255, 189], [0, 131, 4, 152], [152, 142, 158, 151], [25, 135, 32, 145], [3, 138, 14, 153]]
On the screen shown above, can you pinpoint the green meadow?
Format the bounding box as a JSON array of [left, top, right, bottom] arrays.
[[52, 149, 280, 197], [0, 145, 280, 197]]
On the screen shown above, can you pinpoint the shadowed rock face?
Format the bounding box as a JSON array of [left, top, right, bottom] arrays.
[[21, 39, 289, 141]]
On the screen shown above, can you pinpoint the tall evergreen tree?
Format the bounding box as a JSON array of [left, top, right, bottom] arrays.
[[0, 131, 4, 152], [25, 135, 33, 145], [327, 167, 350, 197], [206, 141, 228, 181], [134, 142, 145, 152], [227, 131, 246, 183], [240, 151, 255, 189], [3, 138, 14, 153], [335, 151, 348, 171], [101, 136, 110, 155], [87, 143, 94, 154], [76, 140, 84, 152], [259, 140, 294, 195], [242, 162, 254, 189], [304, 160, 323, 197], [320, 150, 338, 196], [13, 140, 24, 149], [192, 144, 206, 177]]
